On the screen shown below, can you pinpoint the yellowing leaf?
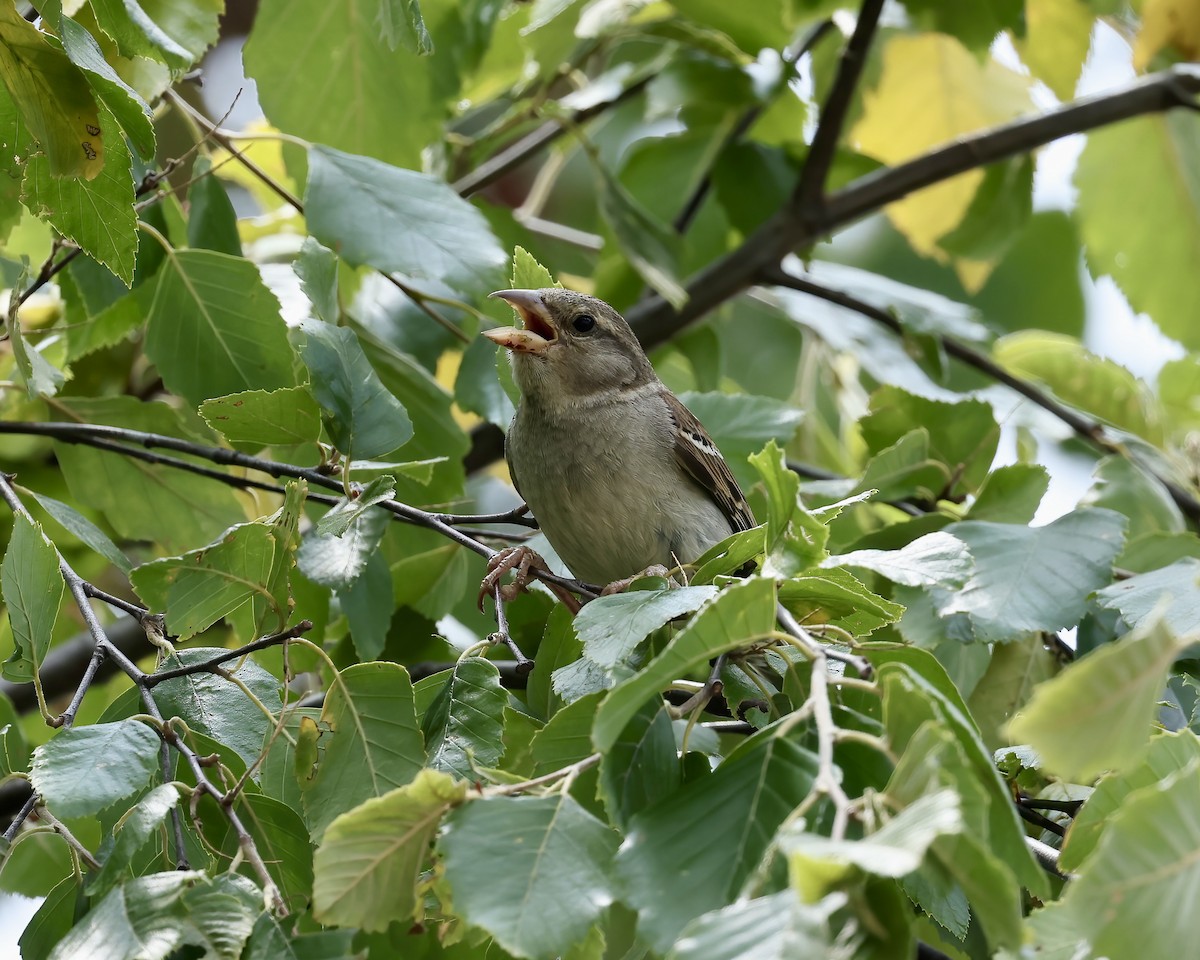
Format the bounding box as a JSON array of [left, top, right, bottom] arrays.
[[0, 5, 103, 179], [1134, 0, 1200, 71], [1016, 0, 1093, 101], [850, 34, 1033, 283]]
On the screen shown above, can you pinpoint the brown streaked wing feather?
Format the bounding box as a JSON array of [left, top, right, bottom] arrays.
[[663, 391, 755, 532]]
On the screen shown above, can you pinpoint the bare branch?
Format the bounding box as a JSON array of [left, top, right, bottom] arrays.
[[792, 0, 885, 213]]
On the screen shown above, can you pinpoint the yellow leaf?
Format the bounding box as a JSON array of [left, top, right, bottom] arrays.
[[0, 5, 103, 180], [1016, 0, 1093, 101], [850, 34, 1033, 271], [1134, 0, 1200, 70]]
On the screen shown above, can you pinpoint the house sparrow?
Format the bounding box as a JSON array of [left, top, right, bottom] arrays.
[[482, 288, 754, 590]]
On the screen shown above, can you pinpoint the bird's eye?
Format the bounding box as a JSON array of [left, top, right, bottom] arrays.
[[572, 314, 596, 333]]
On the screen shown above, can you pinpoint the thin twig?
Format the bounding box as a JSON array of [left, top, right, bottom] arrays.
[[2, 791, 38, 843], [35, 806, 101, 869], [0, 421, 596, 601], [777, 602, 872, 679], [484, 753, 601, 797], [1017, 803, 1067, 837], [486, 586, 534, 675], [144, 622, 314, 687]]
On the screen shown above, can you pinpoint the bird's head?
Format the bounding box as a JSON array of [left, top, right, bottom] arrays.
[[484, 289, 655, 406]]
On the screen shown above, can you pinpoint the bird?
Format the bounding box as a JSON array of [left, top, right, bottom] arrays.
[[480, 288, 754, 602]]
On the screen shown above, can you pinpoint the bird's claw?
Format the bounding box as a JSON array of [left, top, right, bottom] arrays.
[[478, 545, 546, 611], [600, 564, 672, 596]]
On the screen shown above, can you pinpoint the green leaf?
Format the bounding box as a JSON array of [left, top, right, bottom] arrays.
[[6, 282, 66, 398], [1075, 112, 1200, 350], [45, 871, 258, 960], [297, 505, 390, 590], [31, 719, 160, 819], [615, 724, 819, 952], [90, 0, 222, 66], [0, 691, 30, 777], [805, 260, 990, 343], [1060, 730, 1200, 872], [1039, 763, 1200, 958], [455, 333, 517, 428], [511, 245, 558, 289], [60, 255, 147, 361], [208, 792, 314, 910], [525, 691, 593, 775], [185, 155, 241, 256], [1, 513, 65, 683], [0, 4, 103, 179], [22, 104, 136, 284], [1083, 455, 1185, 541], [861, 388, 999, 495], [302, 662, 426, 841], [298, 317, 413, 460], [421, 658, 507, 780], [936, 509, 1127, 642], [245, 0, 441, 168], [598, 699, 680, 829], [295, 235, 340, 323], [18, 876, 79, 960], [669, 891, 840, 960], [749, 440, 821, 577], [243, 914, 356, 960], [313, 769, 464, 931], [1016, 0, 1092, 100], [314, 477, 395, 539], [938, 157, 1033, 262], [596, 159, 687, 309], [574, 586, 718, 669], [880, 663, 1047, 895], [152, 646, 283, 769], [199, 387, 323, 450], [966, 463, 1049, 523], [593, 577, 776, 751], [777, 570, 904, 638], [377, 0, 432, 54], [131, 520, 284, 641], [966, 633, 1060, 748], [994, 332, 1163, 443], [441, 793, 619, 959], [86, 784, 180, 897], [1007, 617, 1189, 781], [527, 604, 580, 720], [53, 398, 245, 554], [57, 15, 154, 158], [1095, 557, 1200, 637], [784, 790, 962, 892], [821, 531, 973, 589], [305, 145, 506, 289], [144, 249, 297, 406], [24, 487, 133, 576]]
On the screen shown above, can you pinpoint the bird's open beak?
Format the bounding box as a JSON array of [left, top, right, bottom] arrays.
[[484, 289, 557, 355]]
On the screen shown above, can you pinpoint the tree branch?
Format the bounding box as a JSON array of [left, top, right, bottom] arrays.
[[0, 421, 595, 602], [791, 0, 885, 213]]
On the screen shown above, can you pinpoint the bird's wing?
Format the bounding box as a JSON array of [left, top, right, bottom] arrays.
[[663, 391, 755, 533]]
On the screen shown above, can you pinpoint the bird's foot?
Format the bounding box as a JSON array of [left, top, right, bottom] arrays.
[[600, 564, 672, 596], [478, 545, 545, 611]]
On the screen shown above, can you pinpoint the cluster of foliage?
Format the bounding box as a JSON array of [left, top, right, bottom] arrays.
[[2, 0, 1200, 957]]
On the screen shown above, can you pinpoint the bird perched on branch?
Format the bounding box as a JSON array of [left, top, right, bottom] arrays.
[[480, 288, 754, 602]]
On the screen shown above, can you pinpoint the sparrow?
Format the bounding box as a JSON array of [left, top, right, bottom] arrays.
[[481, 288, 754, 591]]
